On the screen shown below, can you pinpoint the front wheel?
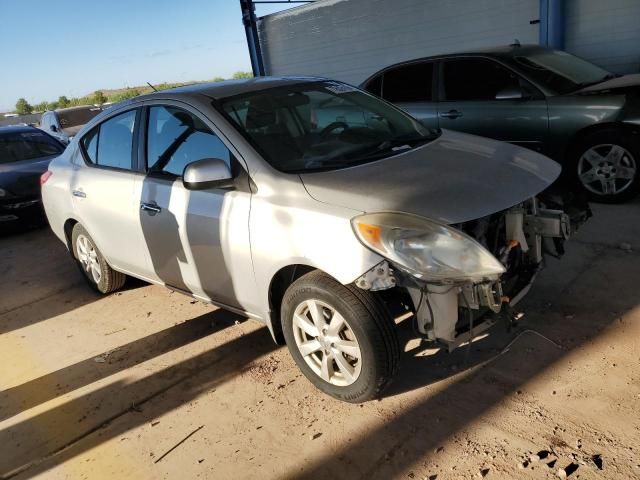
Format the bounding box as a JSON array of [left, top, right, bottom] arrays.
[[570, 130, 640, 203], [281, 270, 399, 403]]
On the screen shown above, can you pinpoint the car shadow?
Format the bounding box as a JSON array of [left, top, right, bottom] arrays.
[[0, 312, 278, 478], [0, 308, 244, 423]]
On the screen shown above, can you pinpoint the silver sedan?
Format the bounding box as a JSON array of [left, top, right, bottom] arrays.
[[42, 77, 587, 402]]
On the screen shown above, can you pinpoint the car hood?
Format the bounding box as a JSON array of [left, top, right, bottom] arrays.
[[577, 73, 640, 94], [299, 130, 561, 224], [0, 156, 55, 197]]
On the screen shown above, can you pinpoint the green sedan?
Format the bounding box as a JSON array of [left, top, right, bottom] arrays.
[[362, 44, 640, 203]]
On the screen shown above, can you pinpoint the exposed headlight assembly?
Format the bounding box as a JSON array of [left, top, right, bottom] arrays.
[[352, 212, 505, 283]]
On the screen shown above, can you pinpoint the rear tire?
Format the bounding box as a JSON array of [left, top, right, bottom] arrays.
[[568, 129, 640, 203], [281, 270, 399, 403], [71, 224, 126, 294]]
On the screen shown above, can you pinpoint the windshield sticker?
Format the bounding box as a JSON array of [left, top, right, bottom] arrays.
[[21, 132, 46, 138], [324, 82, 358, 94]]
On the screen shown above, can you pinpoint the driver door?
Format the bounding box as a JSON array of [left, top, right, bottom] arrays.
[[138, 102, 252, 308], [436, 57, 549, 152]]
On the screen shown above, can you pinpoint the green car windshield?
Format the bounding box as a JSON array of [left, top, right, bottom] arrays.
[[513, 49, 612, 94], [220, 81, 438, 173]]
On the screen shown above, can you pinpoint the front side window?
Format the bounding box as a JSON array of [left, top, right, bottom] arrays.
[[146, 106, 231, 176], [0, 130, 64, 163], [512, 49, 611, 94], [220, 81, 437, 173], [80, 109, 136, 169], [383, 62, 434, 102], [443, 58, 522, 101]]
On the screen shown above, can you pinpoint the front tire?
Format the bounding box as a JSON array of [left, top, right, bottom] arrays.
[[569, 130, 640, 203], [281, 270, 399, 403], [71, 224, 126, 294]]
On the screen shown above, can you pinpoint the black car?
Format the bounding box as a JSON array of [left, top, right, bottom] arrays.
[[362, 45, 640, 203], [0, 126, 65, 227]]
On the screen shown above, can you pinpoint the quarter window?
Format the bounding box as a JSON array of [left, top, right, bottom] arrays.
[[146, 106, 231, 176], [382, 62, 434, 102], [80, 109, 136, 169], [442, 58, 521, 101]]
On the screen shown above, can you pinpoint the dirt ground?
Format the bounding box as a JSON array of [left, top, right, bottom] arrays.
[[1, 200, 639, 480]]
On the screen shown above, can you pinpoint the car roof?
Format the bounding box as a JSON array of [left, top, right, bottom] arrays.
[[0, 125, 39, 135], [133, 76, 329, 102], [365, 44, 551, 74]]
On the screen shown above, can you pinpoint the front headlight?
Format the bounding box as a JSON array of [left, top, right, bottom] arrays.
[[352, 212, 505, 282]]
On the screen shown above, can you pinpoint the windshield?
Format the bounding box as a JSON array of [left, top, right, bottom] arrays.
[[219, 81, 438, 173], [0, 130, 64, 163], [513, 50, 611, 94]]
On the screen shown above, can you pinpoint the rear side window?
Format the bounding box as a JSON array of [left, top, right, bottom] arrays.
[[382, 62, 434, 102], [80, 110, 136, 169], [146, 105, 231, 176], [442, 58, 521, 101]]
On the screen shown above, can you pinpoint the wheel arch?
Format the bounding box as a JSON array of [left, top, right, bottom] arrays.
[[63, 218, 79, 252], [267, 264, 320, 345], [564, 122, 640, 161]]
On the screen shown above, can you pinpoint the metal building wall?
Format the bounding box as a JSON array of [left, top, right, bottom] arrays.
[[565, 0, 640, 74], [257, 0, 539, 85]]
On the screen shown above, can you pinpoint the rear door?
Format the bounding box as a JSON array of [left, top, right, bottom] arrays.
[[366, 61, 438, 129], [138, 102, 252, 308], [72, 108, 149, 275], [436, 57, 548, 152]]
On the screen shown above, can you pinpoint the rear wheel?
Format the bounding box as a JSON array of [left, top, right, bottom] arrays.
[[281, 270, 399, 403], [570, 130, 639, 203], [71, 224, 126, 294]]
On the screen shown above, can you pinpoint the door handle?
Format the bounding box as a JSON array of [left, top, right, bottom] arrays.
[[140, 203, 161, 215], [439, 110, 463, 119], [72, 190, 86, 198]]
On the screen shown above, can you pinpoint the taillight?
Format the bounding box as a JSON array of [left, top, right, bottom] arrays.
[[40, 171, 53, 186]]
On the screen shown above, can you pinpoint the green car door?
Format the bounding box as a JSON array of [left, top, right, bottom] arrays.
[[436, 57, 549, 153], [365, 60, 439, 130]]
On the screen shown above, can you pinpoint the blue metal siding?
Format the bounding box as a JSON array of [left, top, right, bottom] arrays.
[[258, 0, 539, 84], [565, 0, 640, 73]]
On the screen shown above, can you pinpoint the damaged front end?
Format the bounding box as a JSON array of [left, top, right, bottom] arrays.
[[353, 194, 589, 351]]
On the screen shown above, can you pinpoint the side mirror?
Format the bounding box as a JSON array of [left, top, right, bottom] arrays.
[[495, 86, 528, 100], [183, 158, 234, 190], [50, 125, 58, 132]]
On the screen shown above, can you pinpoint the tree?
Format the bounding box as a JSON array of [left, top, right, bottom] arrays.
[[15, 98, 33, 115], [46, 101, 59, 111], [212, 76, 225, 82], [33, 102, 48, 113], [57, 96, 70, 108], [92, 91, 107, 105], [232, 71, 253, 80]]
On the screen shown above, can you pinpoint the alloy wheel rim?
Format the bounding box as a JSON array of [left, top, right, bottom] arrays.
[[577, 143, 636, 196], [292, 299, 362, 386], [76, 234, 101, 284]]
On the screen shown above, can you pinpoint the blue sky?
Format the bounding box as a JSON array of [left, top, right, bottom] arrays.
[[0, 0, 288, 111]]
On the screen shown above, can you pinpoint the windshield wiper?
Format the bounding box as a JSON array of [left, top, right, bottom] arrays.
[[293, 130, 441, 173]]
